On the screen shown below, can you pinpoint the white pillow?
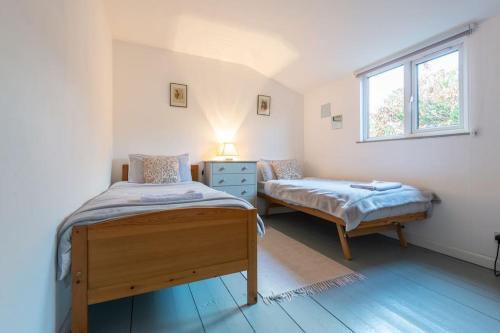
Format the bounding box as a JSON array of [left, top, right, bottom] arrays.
[[270, 159, 303, 180], [128, 154, 146, 183], [176, 153, 192, 182], [128, 153, 191, 183], [257, 159, 276, 181]]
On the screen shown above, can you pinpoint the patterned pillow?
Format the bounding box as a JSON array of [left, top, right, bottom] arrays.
[[143, 156, 179, 184], [129, 153, 191, 183], [257, 159, 276, 181], [271, 159, 303, 180]]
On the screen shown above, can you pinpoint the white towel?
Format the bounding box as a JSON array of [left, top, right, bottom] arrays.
[[140, 191, 203, 202], [350, 181, 402, 191]]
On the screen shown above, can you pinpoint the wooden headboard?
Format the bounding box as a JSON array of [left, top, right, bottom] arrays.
[[122, 164, 200, 182]]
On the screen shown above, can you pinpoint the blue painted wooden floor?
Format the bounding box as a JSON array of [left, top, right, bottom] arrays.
[[89, 212, 500, 332]]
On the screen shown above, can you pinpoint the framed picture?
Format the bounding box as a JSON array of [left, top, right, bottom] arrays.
[[170, 83, 188, 108], [257, 95, 271, 116]]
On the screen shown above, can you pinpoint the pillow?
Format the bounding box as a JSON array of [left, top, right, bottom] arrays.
[[270, 159, 303, 180], [128, 154, 146, 183], [143, 156, 179, 184], [177, 153, 192, 182], [257, 159, 276, 181], [128, 153, 191, 183]]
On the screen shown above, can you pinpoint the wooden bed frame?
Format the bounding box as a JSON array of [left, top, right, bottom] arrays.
[[71, 164, 257, 333], [258, 192, 426, 260]]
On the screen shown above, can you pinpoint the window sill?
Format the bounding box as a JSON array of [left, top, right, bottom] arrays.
[[357, 130, 471, 143]]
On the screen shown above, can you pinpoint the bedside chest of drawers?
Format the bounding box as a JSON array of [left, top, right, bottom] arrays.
[[204, 161, 257, 205]]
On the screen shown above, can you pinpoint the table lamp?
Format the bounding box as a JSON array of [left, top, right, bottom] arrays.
[[219, 142, 239, 160]]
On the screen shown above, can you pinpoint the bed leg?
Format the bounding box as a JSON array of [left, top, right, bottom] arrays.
[[396, 223, 408, 248], [264, 199, 272, 216], [336, 224, 352, 260], [72, 227, 88, 333], [247, 210, 258, 305], [247, 264, 257, 305]]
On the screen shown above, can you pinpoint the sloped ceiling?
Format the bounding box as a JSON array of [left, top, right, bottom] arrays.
[[103, 0, 500, 93]]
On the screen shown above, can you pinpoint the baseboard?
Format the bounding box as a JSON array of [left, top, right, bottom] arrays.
[[58, 310, 71, 333], [385, 231, 495, 269]]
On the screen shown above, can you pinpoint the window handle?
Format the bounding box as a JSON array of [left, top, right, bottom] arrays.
[[409, 96, 414, 104]]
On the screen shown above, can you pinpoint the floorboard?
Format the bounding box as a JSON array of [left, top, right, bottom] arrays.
[[400, 247, 500, 299], [320, 268, 500, 332], [88, 212, 500, 333], [189, 277, 254, 333], [387, 261, 500, 321], [88, 297, 132, 333], [220, 273, 304, 333], [131, 285, 205, 333], [278, 295, 352, 333]]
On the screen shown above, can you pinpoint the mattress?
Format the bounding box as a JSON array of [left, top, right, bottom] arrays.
[[259, 178, 434, 231]]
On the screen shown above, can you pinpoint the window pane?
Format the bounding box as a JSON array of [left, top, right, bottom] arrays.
[[368, 66, 405, 138], [417, 51, 460, 129]]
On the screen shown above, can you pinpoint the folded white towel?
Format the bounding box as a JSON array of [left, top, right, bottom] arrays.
[[140, 191, 203, 202], [350, 181, 402, 191]]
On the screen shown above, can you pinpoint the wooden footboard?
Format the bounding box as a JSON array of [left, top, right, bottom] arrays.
[[71, 207, 257, 333]]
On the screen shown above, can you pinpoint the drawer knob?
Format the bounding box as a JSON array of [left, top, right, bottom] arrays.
[[241, 178, 246, 183], [218, 167, 225, 171], [218, 179, 224, 184], [241, 190, 247, 195], [242, 166, 247, 171]]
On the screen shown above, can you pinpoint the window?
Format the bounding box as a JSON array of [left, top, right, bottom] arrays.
[[360, 39, 468, 141], [415, 50, 460, 131], [367, 65, 405, 138]]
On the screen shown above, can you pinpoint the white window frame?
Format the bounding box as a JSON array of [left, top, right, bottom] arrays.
[[360, 38, 469, 142]]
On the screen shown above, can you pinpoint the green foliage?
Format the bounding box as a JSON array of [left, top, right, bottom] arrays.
[[369, 62, 459, 138], [369, 87, 404, 138], [417, 64, 459, 129]]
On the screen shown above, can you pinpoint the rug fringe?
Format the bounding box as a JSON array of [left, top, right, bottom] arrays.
[[262, 272, 365, 304]]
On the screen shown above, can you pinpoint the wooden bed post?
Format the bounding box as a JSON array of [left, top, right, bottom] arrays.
[[247, 209, 258, 305], [336, 224, 352, 260], [72, 226, 88, 333]]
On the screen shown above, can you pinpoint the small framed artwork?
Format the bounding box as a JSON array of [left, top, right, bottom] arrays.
[[170, 83, 188, 108], [257, 95, 271, 116]]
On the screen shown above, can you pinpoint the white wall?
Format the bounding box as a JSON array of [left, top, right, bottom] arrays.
[[304, 15, 500, 269], [0, 0, 113, 332], [112, 40, 304, 181]]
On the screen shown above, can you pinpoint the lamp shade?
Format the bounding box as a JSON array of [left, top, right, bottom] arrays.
[[219, 143, 239, 159]]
